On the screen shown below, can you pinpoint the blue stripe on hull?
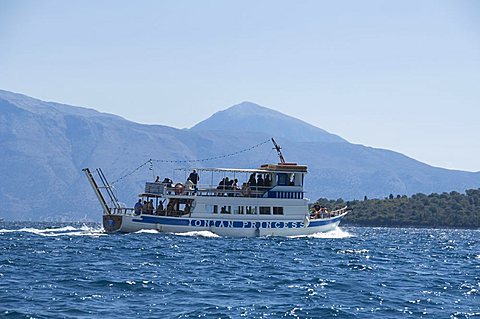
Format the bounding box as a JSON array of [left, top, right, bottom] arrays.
[[132, 216, 190, 226], [308, 215, 343, 227]]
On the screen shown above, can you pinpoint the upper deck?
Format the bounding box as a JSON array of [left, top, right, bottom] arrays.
[[142, 163, 308, 200]]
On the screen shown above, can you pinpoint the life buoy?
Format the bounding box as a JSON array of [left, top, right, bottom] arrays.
[[174, 183, 184, 195], [241, 185, 251, 196]]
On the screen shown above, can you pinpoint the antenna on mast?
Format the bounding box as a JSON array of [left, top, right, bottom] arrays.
[[271, 138, 286, 164]]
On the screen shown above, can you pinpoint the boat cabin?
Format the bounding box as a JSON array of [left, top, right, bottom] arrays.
[[136, 163, 308, 217]]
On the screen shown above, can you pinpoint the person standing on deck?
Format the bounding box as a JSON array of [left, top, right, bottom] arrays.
[[257, 174, 264, 187], [189, 169, 199, 192], [134, 199, 143, 215]]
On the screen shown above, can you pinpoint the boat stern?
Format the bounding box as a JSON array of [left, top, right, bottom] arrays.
[[103, 214, 123, 233]]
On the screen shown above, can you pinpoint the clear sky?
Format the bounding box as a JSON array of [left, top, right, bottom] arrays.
[[1, 1, 479, 172]]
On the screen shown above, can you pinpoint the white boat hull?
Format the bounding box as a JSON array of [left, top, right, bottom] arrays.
[[103, 213, 346, 237]]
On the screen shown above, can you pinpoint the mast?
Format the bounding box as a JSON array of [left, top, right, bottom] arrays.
[[271, 138, 286, 164]]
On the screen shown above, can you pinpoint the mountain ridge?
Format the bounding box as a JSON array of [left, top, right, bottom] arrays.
[[191, 101, 346, 143]]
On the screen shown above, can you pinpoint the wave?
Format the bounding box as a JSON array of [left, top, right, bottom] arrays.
[[130, 229, 220, 238], [0, 225, 105, 237], [174, 230, 221, 238], [309, 228, 354, 239], [337, 249, 369, 254], [288, 227, 353, 239], [134, 229, 160, 234]]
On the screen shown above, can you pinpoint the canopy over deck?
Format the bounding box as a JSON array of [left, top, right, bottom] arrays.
[[174, 163, 308, 174]]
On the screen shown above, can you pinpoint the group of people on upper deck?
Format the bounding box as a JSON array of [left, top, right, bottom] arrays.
[[247, 173, 271, 187], [152, 170, 274, 194], [217, 177, 239, 190]]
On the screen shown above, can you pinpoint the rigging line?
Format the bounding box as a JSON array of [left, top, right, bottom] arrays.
[[149, 138, 271, 163], [110, 139, 271, 185], [110, 159, 152, 185]]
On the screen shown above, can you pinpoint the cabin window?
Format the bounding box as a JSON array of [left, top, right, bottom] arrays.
[[277, 173, 289, 186], [220, 205, 231, 214], [246, 206, 257, 214], [273, 207, 284, 215], [206, 205, 217, 214], [259, 207, 271, 215], [233, 206, 244, 214]]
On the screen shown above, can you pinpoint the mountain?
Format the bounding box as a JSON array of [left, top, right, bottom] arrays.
[[191, 101, 346, 143], [0, 89, 479, 221]]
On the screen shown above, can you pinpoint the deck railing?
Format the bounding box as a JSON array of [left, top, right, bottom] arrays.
[[109, 207, 136, 216], [163, 185, 272, 198]]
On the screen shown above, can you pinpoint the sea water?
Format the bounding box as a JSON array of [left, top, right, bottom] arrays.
[[0, 222, 479, 318]]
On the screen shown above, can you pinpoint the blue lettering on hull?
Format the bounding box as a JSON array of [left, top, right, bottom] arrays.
[[131, 216, 307, 229], [131, 215, 344, 229]]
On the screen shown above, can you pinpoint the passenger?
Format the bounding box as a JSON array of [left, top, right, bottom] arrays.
[[162, 177, 173, 187], [225, 178, 234, 196], [248, 173, 256, 186], [155, 176, 160, 183], [149, 199, 155, 214], [224, 177, 230, 189], [185, 178, 194, 190], [156, 201, 164, 215], [264, 174, 271, 186], [217, 178, 225, 189], [241, 183, 252, 197], [320, 207, 327, 218], [166, 200, 176, 216], [309, 205, 321, 219], [227, 177, 234, 189], [134, 199, 143, 215], [257, 174, 264, 187], [232, 178, 239, 189], [188, 169, 199, 190]]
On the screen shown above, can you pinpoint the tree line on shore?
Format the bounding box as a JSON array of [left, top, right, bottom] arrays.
[[314, 188, 480, 228]]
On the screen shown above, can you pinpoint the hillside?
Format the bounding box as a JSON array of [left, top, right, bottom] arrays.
[[314, 189, 480, 228], [0, 89, 479, 221]]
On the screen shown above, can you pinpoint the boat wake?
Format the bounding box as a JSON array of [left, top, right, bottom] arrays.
[[133, 229, 160, 234], [0, 225, 105, 237], [174, 230, 221, 238], [288, 227, 353, 239]]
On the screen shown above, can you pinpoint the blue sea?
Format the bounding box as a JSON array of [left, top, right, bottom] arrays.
[[0, 223, 479, 318]]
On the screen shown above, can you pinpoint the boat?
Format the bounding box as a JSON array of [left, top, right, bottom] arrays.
[[83, 138, 348, 237]]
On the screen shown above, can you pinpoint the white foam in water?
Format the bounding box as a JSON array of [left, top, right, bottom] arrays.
[[174, 230, 221, 238], [0, 225, 105, 237], [288, 227, 353, 239], [134, 229, 160, 234]]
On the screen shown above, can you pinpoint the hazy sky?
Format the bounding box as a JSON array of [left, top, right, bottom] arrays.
[[1, 1, 479, 171]]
